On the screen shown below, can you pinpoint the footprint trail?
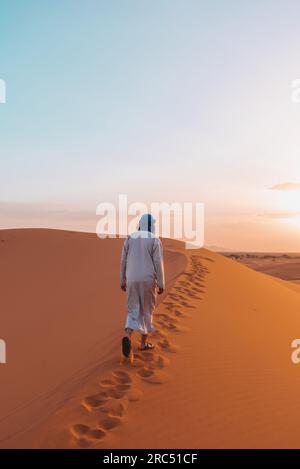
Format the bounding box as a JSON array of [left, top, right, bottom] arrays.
[[69, 253, 209, 447]]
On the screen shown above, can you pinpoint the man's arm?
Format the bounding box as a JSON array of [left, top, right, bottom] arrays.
[[120, 238, 129, 291], [153, 238, 165, 294]]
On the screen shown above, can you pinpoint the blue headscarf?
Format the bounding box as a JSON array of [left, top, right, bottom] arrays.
[[138, 213, 156, 234]]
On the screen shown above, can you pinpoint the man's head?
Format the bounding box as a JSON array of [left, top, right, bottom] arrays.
[[138, 213, 156, 234]]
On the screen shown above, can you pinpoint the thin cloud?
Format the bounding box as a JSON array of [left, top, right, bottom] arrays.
[[269, 182, 300, 191], [257, 211, 300, 219]]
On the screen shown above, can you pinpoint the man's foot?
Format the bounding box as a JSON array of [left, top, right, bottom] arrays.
[[122, 336, 131, 358], [140, 342, 155, 351]]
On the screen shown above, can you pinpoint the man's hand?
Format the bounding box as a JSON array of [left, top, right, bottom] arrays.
[[157, 287, 164, 295], [121, 284, 126, 292]]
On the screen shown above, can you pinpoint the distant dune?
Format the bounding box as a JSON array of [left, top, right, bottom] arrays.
[[224, 252, 300, 281], [204, 245, 237, 252], [2, 230, 300, 448]]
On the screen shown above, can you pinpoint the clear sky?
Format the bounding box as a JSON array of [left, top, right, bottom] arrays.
[[1, 0, 300, 250]]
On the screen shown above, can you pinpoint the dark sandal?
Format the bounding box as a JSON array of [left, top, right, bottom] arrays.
[[122, 336, 131, 357], [140, 343, 155, 351]]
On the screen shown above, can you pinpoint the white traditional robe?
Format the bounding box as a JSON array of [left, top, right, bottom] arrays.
[[120, 219, 165, 335]]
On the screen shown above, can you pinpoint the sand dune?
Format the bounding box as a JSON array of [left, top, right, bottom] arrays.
[[0, 229, 186, 448], [224, 252, 300, 282], [2, 229, 300, 448]]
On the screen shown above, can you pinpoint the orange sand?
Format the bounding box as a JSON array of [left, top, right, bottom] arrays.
[[1, 229, 300, 448]]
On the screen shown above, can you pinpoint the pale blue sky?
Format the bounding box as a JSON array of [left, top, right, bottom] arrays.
[[1, 0, 300, 249]]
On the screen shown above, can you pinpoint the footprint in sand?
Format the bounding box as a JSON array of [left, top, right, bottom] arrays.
[[168, 294, 181, 301], [99, 378, 115, 387], [181, 302, 196, 309], [156, 321, 179, 332], [173, 309, 189, 319], [98, 414, 122, 430], [189, 294, 202, 300], [82, 380, 131, 411], [70, 423, 106, 447], [194, 281, 204, 287], [151, 328, 168, 340], [157, 337, 178, 353], [99, 377, 130, 390], [155, 314, 188, 332], [166, 297, 188, 308], [178, 281, 189, 287], [112, 370, 132, 385], [100, 397, 129, 417], [177, 287, 196, 296], [131, 346, 171, 385], [96, 388, 143, 431], [137, 367, 169, 384], [75, 367, 142, 445], [134, 352, 170, 369], [193, 286, 204, 293], [162, 300, 179, 309], [81, 393, 108, 411], [103, 388, 127, 399], [130, 356, 144, 369], [164, 304, 177, 313], [155, 312, 180, 325], [73, 373, 137, 445]]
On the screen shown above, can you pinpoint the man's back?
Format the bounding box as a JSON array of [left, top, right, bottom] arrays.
[[120, 231, 165, 289]]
